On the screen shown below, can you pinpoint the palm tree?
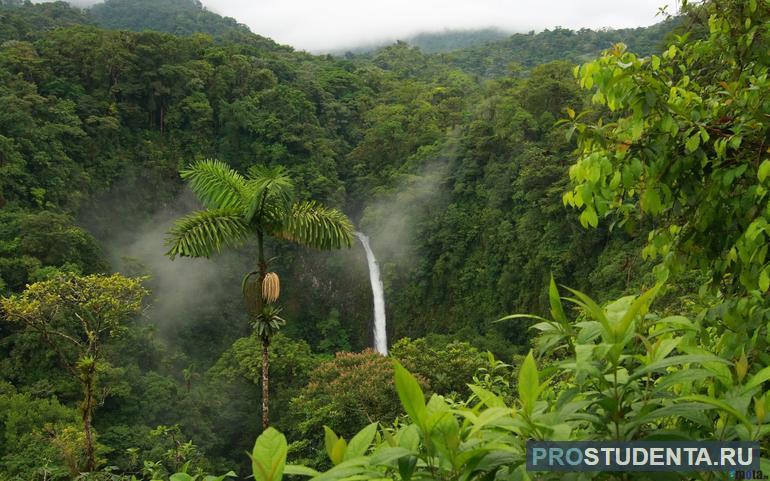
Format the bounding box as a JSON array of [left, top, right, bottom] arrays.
[[165, 159, 353, 429]]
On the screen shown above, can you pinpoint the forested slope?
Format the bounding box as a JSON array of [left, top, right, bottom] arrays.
[[440, 18, 680, 76]]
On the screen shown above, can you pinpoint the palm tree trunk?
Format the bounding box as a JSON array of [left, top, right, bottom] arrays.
[[257, 230, 270, 430], [257, 230, 266, 314], [261, 337, 270, 430]]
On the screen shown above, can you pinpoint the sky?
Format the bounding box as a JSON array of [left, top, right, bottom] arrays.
[[67, 0, 680, 53], [200, 0, 680, 52]]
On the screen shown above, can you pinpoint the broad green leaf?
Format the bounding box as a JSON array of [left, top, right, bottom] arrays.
[[170, 475, 195, 481], [203, 472, 237, 481], [330, 438, 347, 465], [429, 411, 461, 463], [468, 384, 506, 408], [323, 426, 339, 462], [564, 287, 611, 337], [680, 395, 752, 427], [580, 207, 598, 228], [641, 188, 661, 214], [393, 361, 427, 429], [307, 458, 369, 481], [496, 313, 549, 323], [685, 133, 700, 153], [468, 407, 513, 436], [758, 160, 770, 183], [250, 427, 287, 481], [398, 424, 420, 451], [653, 368, 713, 392], [742, 365, 770, 393], [369, 446, 413, 466], [760, 267, 770, 291], [344, 422, 378, 460], [628, 402, 715, 427], [283, 466, 319, 477], [548, 274, 567, 324], [631, 354, 731, 380], [614, 282, 662, 341], [518, 350, 539, 415], [398, 455, 418, 481]]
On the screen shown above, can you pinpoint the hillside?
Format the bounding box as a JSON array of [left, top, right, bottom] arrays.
[[0, 0, 92, 42], [407, 27, 511, 53], [441, 18, 680, 76], [89, 0, 242, 37]]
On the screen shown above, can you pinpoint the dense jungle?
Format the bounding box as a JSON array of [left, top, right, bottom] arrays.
[[0, 0, 768, 479]]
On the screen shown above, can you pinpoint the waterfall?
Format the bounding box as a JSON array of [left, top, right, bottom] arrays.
[[354, 232, 388, 355]]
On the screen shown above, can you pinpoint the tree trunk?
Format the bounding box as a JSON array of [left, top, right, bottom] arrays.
[[257, 230, 270, 430], [81, 364, 96, 472], [256, 230, 267, 315], [261, 337, 270, 430]]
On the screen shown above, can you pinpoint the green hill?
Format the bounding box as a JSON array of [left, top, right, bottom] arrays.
[[441, 18, 680, 77], [0, 0, 92, 42], [405, 27, 511, 53], [89, 0, 245, 36]]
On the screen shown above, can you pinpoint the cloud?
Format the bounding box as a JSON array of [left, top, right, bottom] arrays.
[[199, 0, 679, 52], [61, 0, 680, 53], [103, 192, 248, 335]]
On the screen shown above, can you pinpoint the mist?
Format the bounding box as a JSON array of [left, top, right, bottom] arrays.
[[103, 192, 249, 337], [50, 0, 679, 53], [357, 133, 458, 271]]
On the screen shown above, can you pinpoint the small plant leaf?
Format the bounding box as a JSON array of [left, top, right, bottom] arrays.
[[393, 361, 427, 430], [250, 427, 287, 481]]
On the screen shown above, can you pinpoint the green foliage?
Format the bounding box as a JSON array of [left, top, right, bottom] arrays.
[[564, 0, 770, 364], [250, 428, 287, 481], [0, 209, 106, 292], [166, 160, 353, 258], [246, 282, 770, 481], [253, 305, 287, 342], [406, 28, 511, 54], [87, 0, 278, 48], [288, 350, 428, 463], [390, 337, 486, 396], [0, 382, 86, 480], [1, 273, 148, 472], [0, 0, 724, 477], [315, 309, 350, 353], [0, 1, 92, 43], [440, 19, 679, 77]]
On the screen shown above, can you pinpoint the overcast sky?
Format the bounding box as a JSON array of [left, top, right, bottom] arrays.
[[197, 0, 679, 52], [67, 0, 679, 52]]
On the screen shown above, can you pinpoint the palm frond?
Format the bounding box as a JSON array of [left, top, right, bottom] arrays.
[[280, 201, 354, 250], [181, 159, 248, 211], [165, 208, 250, 259], [243, 165, 295, 223]]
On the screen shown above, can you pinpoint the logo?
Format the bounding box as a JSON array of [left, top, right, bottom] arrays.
[[730, 470, 767, 480]]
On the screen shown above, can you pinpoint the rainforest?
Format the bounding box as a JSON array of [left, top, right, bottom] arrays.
[[0, 0, 768, 479]]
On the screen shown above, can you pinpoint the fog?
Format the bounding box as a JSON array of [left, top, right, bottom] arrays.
[[62, 0, 679, 53]]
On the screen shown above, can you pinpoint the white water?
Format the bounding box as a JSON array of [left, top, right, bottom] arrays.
[[354, 232, 388, 355]]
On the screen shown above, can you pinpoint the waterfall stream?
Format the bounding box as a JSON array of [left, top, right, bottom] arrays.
[[354, 232, 388, 355]]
